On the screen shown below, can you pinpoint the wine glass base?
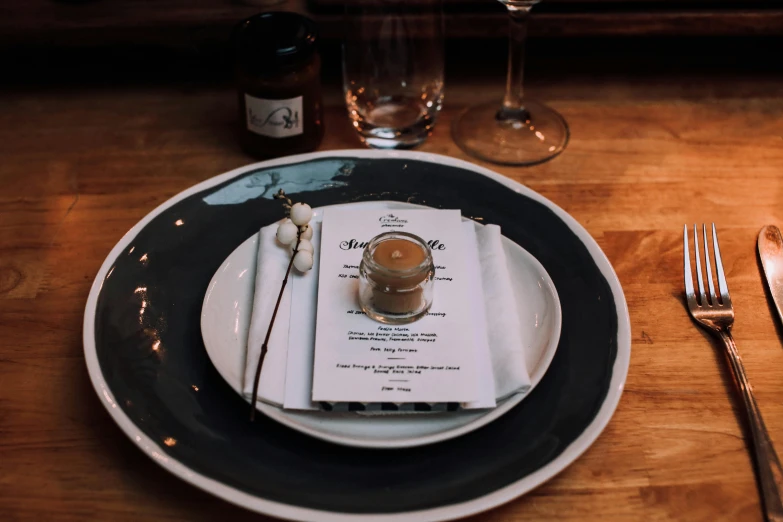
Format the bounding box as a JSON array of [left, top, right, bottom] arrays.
[[452, 99, 569, 166]]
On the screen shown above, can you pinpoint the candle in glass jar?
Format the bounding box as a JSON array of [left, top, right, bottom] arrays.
[[372, 239, 427, 271], [359, 232, 435, 324]]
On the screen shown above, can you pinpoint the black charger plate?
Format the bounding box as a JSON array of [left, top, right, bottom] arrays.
[[83, 150, 630, 521]]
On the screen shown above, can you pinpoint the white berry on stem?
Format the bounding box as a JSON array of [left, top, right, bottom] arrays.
[[299, 224, 313, 240], [290, 203, 313, 226], [293, 250, 314, 272], [276, 221, 298, 245], [290, 239, 314, 255]]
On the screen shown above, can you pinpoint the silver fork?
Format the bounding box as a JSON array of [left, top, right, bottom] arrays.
[[685, 224, 783, 521]]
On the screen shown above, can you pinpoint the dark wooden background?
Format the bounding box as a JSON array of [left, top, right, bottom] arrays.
[[1, 0, 782, 50]]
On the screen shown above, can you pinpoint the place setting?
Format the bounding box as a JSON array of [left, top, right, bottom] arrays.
[[80, 2, 635, 520], [83, 150, 631, 520]]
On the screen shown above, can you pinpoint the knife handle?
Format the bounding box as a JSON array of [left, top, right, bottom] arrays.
[[719, 330, 783, 521]]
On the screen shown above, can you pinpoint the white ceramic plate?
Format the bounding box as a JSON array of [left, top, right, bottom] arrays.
[[201, 201, 562, 448]]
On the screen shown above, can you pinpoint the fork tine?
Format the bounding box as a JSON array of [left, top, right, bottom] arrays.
[[703, 224, 717, 304], [683, 225, 697, 307], [712, 223, 731, 302], [693, 224, 708, 305]]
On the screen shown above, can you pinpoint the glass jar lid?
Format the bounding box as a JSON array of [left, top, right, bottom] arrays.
[[362, 232, 434, 289], [233, 12, 318, 74]]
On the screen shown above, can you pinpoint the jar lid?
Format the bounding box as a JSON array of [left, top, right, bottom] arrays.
[[362, 232, 434, 289], [233, 12, 318, 74]]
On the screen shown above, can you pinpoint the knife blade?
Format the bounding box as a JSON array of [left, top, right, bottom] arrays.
[[758, 225, 783, 326]]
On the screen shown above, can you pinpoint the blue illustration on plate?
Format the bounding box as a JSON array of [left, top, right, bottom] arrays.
[[203, 160, 355, 206]]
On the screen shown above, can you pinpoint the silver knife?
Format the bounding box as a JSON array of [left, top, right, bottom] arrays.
[[758, 225, 783, 326]]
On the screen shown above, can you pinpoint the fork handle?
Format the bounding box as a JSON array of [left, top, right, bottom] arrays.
[[719, 331, 783, 521]]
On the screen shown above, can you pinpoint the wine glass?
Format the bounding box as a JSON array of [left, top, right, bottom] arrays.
[[452, 1, 569, 166]]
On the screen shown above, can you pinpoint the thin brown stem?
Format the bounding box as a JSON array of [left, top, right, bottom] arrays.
[[249, 233, 302, 421]]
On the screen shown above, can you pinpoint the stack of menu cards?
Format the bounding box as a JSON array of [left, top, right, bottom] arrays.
[[308, 208, 494, 408]]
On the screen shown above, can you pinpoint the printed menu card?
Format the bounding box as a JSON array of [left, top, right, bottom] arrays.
[[311, 208, 483, 404]]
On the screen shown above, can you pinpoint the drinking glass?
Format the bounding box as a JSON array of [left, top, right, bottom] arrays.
[[452, 1, 569, 166], [342, 0, 444, 149]]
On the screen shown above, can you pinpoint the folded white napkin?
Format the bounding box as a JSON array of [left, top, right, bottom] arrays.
[[243, 219, 531, 408], [243, 223, 298, 407], [475, 225, 531, 400]]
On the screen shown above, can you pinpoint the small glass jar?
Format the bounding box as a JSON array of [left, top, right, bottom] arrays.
[[359, 232, 435, 324], [233, 12, 324, 159]]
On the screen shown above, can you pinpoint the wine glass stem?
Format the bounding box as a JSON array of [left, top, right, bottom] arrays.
[[502, 4, 533, 114]]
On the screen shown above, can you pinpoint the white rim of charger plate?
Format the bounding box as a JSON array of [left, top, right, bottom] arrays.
[[83, 150, 631, 522]]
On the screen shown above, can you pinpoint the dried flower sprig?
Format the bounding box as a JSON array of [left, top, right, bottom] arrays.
[[250, 189, 314, 421]]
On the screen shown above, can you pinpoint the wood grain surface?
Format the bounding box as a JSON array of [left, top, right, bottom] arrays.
[[2, 71, 783, 521]]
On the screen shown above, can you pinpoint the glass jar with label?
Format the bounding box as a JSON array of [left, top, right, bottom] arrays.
[[233, 12, 323, 159]]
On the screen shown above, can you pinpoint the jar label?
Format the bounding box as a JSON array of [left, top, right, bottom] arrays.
[[244, 94, 303, 138]]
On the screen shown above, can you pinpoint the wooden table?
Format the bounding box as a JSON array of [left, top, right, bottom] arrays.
[[2, 73, 783, 521]]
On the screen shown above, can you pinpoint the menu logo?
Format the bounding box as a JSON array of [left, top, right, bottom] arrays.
[[379, 214, 408, 228]]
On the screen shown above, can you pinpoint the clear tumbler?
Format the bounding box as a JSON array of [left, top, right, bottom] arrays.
[[342, 0, 444, 149]]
